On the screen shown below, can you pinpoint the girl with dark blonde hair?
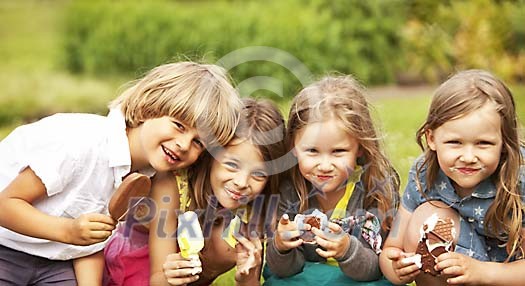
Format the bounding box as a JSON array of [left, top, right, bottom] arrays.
[[266, 75, 400, 284], [380, 69, 525, 286]]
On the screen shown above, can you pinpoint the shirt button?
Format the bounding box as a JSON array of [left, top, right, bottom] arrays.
[[468, 217, 475, 223]]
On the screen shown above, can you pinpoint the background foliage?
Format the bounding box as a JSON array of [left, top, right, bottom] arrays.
[[62, 0, 525, 90], [1, 0, 524, 191]]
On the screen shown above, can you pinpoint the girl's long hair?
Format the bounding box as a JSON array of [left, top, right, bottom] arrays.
[[287, 75, 400, 231], [415, 69, 524, 260]]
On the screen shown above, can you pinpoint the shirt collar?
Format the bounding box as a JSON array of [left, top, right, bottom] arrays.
[[105, 108, 132, 187], [106, 108, 131, 168], [106, 108, 157, 188], [471, 178, 496, 198]]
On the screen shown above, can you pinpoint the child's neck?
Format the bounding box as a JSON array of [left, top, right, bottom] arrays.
[[126, 126, 148, 171], [315, 187, 346, 213], [454, 184, 474, 198]]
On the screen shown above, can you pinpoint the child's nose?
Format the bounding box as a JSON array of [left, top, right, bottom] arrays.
[[233, 172, 249, 189], [175, 134, 192, 152], [459, 147, 478, 163], [317, 157, 334, 172]]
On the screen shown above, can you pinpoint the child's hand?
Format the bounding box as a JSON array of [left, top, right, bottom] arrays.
[[435, 251, 485, 285], [274, 214, 304, 253], [383, 248, 420, 284], [235, 231, 263, 283], [66, 213, 116, 245], [163, 253, 202, 286], [311, 222, 350, 259]]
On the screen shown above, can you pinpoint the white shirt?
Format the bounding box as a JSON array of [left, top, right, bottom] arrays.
[[0, 108, 155, 260]]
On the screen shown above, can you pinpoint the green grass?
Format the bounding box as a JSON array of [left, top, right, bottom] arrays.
[[373, 96, 432, 191]]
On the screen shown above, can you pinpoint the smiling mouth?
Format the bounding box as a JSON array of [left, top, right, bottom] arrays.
[[225, 187, 246, 201], [316, 175, 333, 181], [449, 166, 483, 175], [162, 145, 180, 164]]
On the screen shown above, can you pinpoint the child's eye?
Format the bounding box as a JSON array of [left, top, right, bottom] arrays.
[[172, 121, 184, 130], [305, 148, 317, 153], [193, 139, 205, 149], [445, 140, 461, 145], [224, 161, 238, 169], [252, 171, 268, 180], [333, 149, 347, 154], [478, 141, 494, 146]]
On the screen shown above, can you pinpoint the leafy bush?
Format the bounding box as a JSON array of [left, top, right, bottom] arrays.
[[399, 0, 525, 83], [62, 0, 406, 99]]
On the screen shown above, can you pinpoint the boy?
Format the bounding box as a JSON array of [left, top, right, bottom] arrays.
[[0, 62, 242, 285]]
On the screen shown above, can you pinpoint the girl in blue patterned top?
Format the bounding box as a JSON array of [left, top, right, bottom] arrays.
[[380, 69, 525, 286]]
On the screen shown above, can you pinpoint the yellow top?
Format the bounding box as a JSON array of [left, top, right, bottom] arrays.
[[174, 169, 202, 259], [326, 165, 363, 266], [174, 169, 191, 211]]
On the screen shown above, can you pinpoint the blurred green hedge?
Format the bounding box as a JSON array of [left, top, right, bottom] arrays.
[[62, 0, 525, 99], [62, 0, 406, 99]]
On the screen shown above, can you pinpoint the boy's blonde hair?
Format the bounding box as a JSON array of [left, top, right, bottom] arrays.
[[416, 69, 524, 260], [287, 75, 400, 231], [110, 61, 241, 147]]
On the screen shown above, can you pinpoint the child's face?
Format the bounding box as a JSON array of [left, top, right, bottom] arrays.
[[138, 116, 205, 172], [293, 119, 361, 194], [427, 102, 503, 196], [210, 139, 268, 210]]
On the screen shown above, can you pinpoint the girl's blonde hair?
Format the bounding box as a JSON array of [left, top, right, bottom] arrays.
[[110, 61, 242, 147], [287, 75, 400, 231], [416, 69, 524, 260], [192, 97, 286, 215]]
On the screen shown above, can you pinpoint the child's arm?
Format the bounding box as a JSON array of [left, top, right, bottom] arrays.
[[379, 206, 420, 285], [73, 251, 104, 286], [265, 214, 306, 277], [149, 172, 180, 286], [0, 167, 116, 245], [435, 228, 525, 286]]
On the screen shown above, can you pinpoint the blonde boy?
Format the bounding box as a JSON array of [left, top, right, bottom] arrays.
[[0, 62, 241, 285]]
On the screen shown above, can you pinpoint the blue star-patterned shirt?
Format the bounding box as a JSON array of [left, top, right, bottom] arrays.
[[402, 152, 525, 262]]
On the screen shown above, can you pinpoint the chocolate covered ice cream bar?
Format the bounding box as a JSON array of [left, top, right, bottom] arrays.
[[109, 173, 151, 221], [294, 209, 328, 244], [415, 213, 455, 275]]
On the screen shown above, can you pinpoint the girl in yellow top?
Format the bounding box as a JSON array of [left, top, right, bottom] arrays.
[[153, 98, 287, 286]]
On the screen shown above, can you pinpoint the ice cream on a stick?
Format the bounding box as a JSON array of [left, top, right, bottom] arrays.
[[177, 211, 204, 260], [415, 213, 456, 275], [108, 173, 151, 221]]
